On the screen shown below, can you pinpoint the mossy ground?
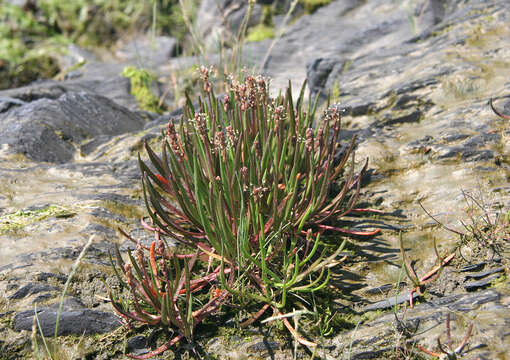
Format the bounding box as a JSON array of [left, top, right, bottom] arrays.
[[0, 0, 189, 90], [245, 24, 275, 42], [121, 66, 165, 114], [300, 0, 332, 14], [0, 204, 76, 235]]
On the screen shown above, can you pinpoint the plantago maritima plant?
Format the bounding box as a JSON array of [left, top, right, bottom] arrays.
[[111, 67, 378, 357], [399, 232, 455, 308]]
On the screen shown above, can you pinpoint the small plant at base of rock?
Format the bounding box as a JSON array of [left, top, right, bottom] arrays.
[[110, 67, 379, 357], [399, 232, 455, 308], [419, 187, 509, 261], [456, 189, 509, 258]]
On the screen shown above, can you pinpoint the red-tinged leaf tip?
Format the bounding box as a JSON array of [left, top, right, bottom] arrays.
[[155, 173, 170, 187]]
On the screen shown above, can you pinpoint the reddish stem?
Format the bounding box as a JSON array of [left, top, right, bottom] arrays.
[[350, 208, 385, 214], [416, 344, 441, 357], [127, 334, 183, 359], [240, 303, 271, 327], [318, 224, 381, 236]]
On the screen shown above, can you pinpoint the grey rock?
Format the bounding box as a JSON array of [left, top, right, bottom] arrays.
[[56, 44, 100, 71], [379, 110, 422, 127], [460, 262, 486, 272], [81, 224, 117, 239], [126, 335, 150, 356], [363, 291, 420, 311], [440, 131, 470, 143], [462, 132, 501, 148], [115, 35, 177, 67], [89, 208, 128, 224], [462, 149, 494, 162], [14, 298, 121, 336], [246, 339, 281, 353], [196, 0, 263, 49], [331, 290, 505, 359], [8, 283, 55, 300], [0, 97, 27, 111], [464, 266, 506, 280], [262, 0, 438, 91], [0, 92, 145, 163], [0, 76, 136, 111], [363, 282, 407, 296], [306, 57, 342, 99], [464, 274, 504, 291]]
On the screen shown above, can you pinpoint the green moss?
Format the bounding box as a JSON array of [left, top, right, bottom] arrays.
[[246, 24, 275, 42], [0, 205, 76, 235], [0, 53, 60, 90], [431, 24, 454, 37], [490, 273, 507, 288], [246, 6, 275, 43], [300, 0, 332, 14], [0, 1, 188, 90], [0, 4, 63, 89], [121, 66, 164, 114], [468, 8, 490, 16], [36, 0, 188, 46]]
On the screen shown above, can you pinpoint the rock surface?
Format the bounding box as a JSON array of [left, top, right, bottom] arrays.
[[196, 0, 263, 49], [0, 0, 509, 359], [14, 298, 121, 336], [0, 92, 145, 163]]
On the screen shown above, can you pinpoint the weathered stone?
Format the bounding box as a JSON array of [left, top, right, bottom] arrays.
[[115, 35, 177, 67], [0, 75, 135, 110], [8, 283, 55, 300], [196, 0, 263, 49], [0, 92, 145, 163], [464, 274, 504, 291], [13, 298, 121, 336], [379, 110, 422, 127], [363, 291, 420, 312], [126, 335, 150, 356], [460, 262, 486, 272], [464, 266, 505, 280], [306, 57, 342, 99], [363, 282, 407, 296]]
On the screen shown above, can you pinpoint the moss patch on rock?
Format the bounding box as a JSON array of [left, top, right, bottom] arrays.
[[246, 5, 275, 42], [121, 66, 164, 114], [0, 205, 76, 235], [300, 0, 332, 14], [245, 24, 275, 42], [0, 0, 187, 90]]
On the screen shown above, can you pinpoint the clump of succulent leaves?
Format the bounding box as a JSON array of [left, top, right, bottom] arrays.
[[109, 67, 379, 358]]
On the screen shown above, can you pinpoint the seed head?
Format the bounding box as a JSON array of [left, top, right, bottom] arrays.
[[226, 125, 236, 145], [200, 65, 211, 93], [305, 128, 314, 152], [167, 121, 182, 156], [223, 94, 230, 112]]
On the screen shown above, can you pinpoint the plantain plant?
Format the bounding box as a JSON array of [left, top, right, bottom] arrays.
[[110, 67, 378, 357]]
